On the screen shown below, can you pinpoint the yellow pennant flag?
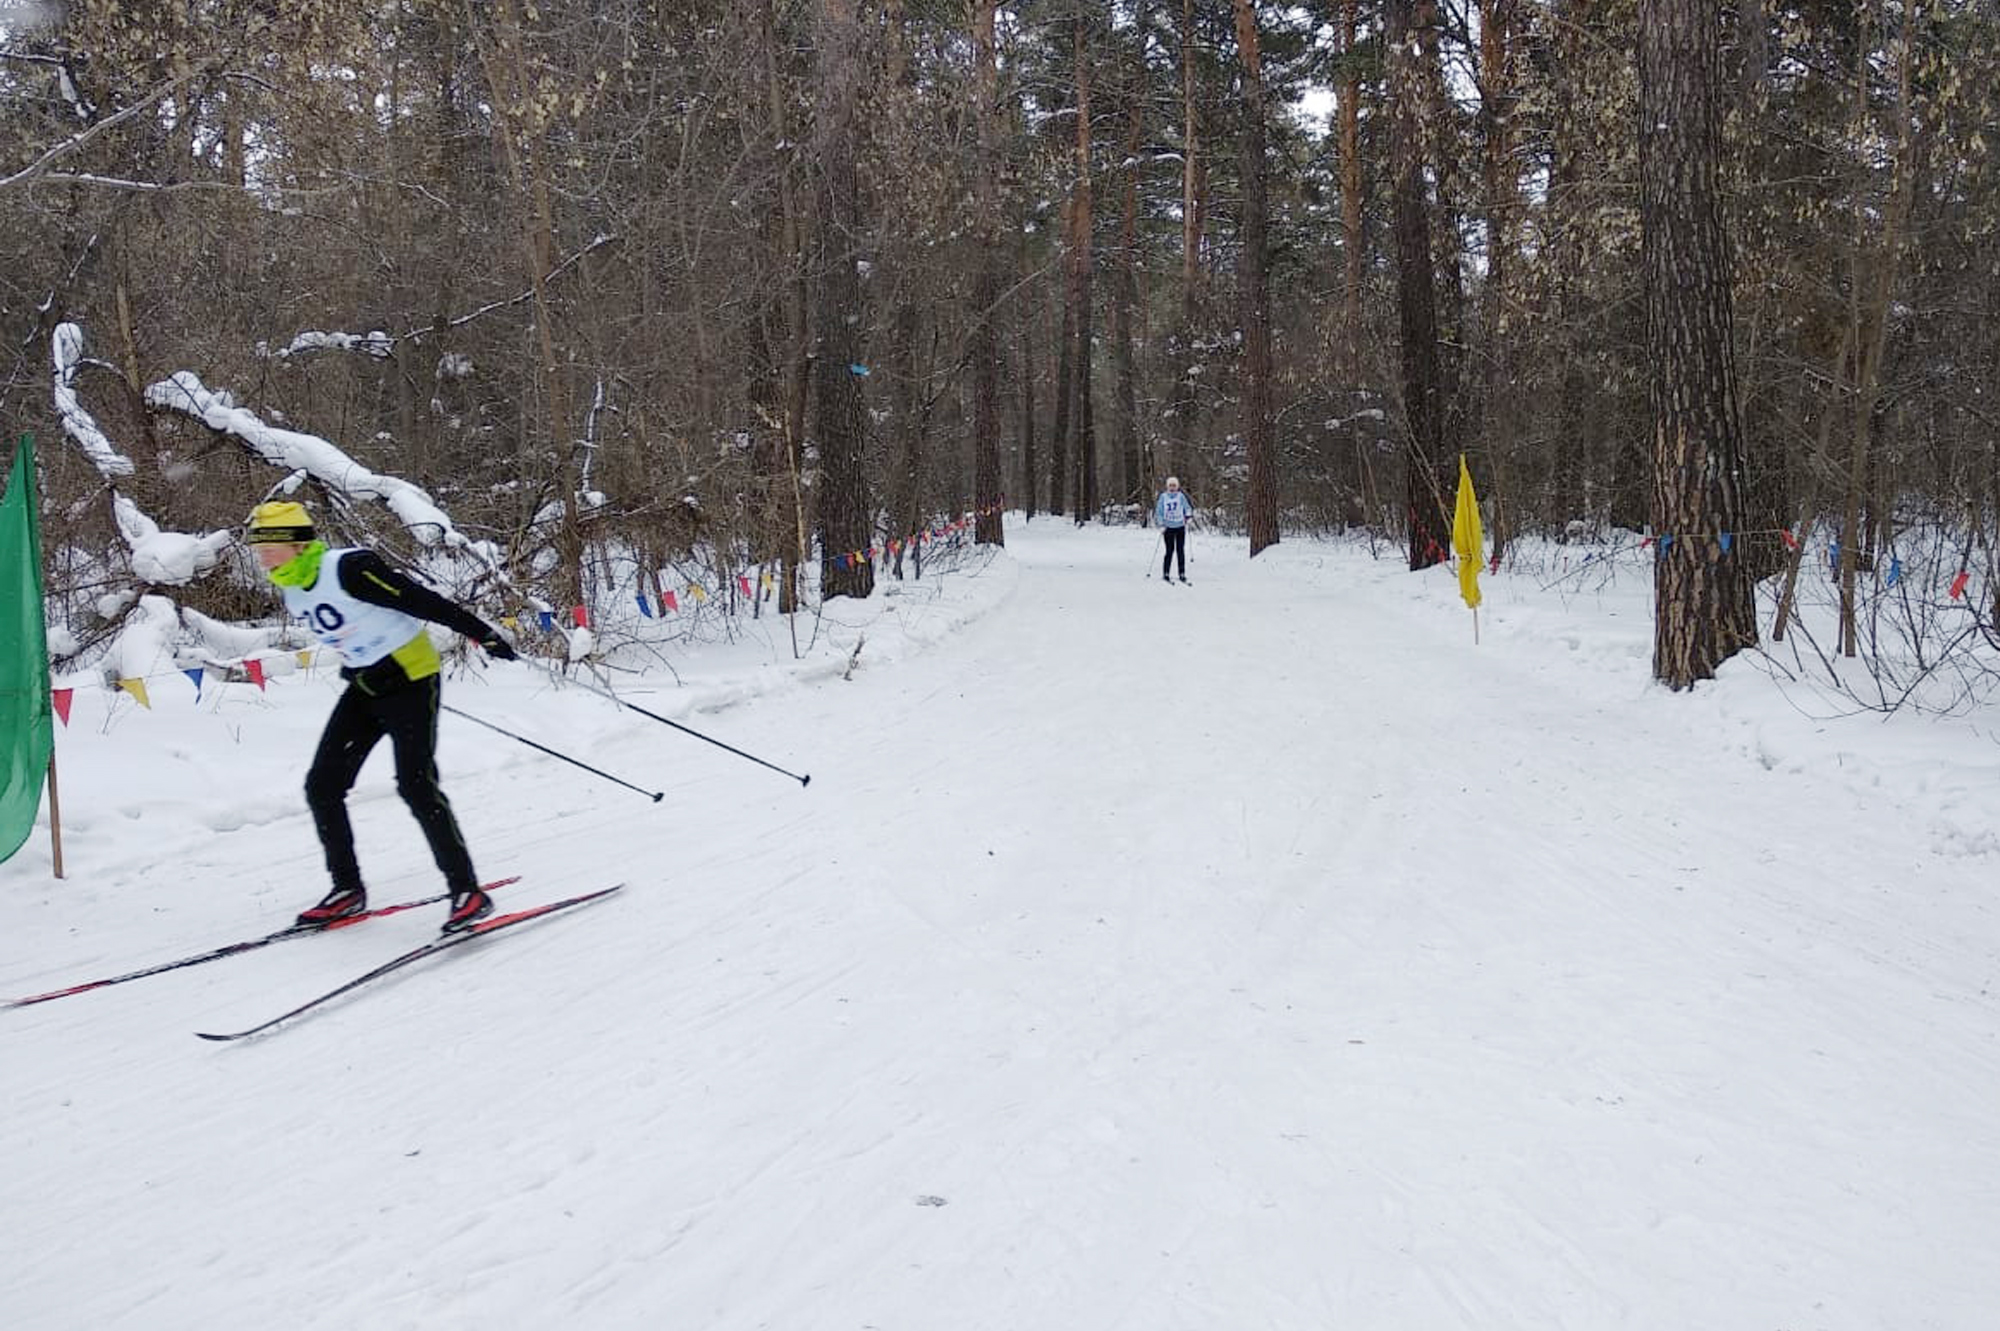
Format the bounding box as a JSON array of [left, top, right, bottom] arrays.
[[1452, 453, 1483, 610], [117, 677, 152, 710]]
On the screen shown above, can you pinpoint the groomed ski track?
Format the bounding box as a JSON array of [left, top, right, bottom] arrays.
[[4, 522, 1997, 1330]]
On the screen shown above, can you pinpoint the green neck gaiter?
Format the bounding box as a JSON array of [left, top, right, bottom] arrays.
[[267, 540, 329, 589]]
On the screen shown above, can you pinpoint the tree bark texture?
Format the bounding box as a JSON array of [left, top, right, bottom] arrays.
[[1639, 0, 1757, 686], [971, 0, 1006, 545], [1067, 8, 1097, 525], [1232, 0, 1278, 556], [1338, 0, 1365, 365], [811, 0, 875, 600], [1170, 0, 1203, 490], [1386, 0, 1453, 570], [1111, 12, 1146, 512]]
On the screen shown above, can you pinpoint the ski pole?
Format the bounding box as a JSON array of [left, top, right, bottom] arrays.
[[611, 694, 810, 786], [514, 657, 811, 787], [441, 704, 664, 802]]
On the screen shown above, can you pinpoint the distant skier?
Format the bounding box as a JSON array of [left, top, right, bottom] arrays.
[[245, 501, 516, 933], [1155, 476, 1193, 583]]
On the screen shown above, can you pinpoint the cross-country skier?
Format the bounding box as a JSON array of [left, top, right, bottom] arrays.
[[1155, 476, 1193, 582], [245, 501, 516, 933]]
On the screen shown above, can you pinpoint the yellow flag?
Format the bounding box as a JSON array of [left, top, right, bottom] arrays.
[[117, 677, 152, 710], [1452, 453, 1483, 610]]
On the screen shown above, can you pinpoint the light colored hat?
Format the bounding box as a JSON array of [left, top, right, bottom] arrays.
[[1166, 476, 1180, 487]]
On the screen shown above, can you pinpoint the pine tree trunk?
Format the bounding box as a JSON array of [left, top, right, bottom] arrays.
[[1639, 0, 1757, 686], [1019, 224, 1039, 518], [971, 0, 1006, 546], [1048, 236, 1072, 518], [1386, 0, 1453, 569], [1339, 0, 1364, 362], [762, 0, 810, 609], [812, 0, 875, 600], [1068, 8, 1097, 526], [1233, 0, 1279, 556], [1170, 0, 1203, 492], [1111, 15, 1145, 514], [1477, 0, 1516, 559]]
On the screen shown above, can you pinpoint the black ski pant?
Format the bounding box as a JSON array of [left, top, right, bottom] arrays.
[[1162, 526, 1187, 578], [305, 673, 478, 896]]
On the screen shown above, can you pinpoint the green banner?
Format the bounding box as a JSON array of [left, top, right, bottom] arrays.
[[1, 433, 52, 865]]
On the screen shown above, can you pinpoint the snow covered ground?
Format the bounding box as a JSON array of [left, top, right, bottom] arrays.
[[5, 519, 1998, 1331]]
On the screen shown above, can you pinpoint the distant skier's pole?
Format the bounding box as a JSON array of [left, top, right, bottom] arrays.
[[515, 658, 811, 787], [440, 703, 664, 802]]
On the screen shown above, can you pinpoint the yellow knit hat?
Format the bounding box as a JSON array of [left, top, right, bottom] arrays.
[[245, 500, 316, 544]]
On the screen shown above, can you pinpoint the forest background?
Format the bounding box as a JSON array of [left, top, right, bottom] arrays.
[[2, 0, 1996, 692]]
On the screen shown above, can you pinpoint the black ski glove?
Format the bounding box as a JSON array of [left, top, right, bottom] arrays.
[[479, 632, 518, 661]]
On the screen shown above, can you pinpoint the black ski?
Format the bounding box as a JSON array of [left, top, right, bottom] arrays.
[[195, 885, 624, 1041], [5, 876, 523, 1011]]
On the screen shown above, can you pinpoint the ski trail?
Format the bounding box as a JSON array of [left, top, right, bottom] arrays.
[[5, 524, 1999, 1330]]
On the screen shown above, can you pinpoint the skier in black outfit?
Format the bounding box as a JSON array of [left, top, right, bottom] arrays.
[[246, 501, 517, 933]]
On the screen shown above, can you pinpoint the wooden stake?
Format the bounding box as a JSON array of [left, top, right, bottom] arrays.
[[46, 750, 63, 879]]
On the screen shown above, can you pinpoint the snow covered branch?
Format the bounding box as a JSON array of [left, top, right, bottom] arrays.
[[260, 330, 393, 361], [143, 369, 503, 573], [51, 322, 135, 478]]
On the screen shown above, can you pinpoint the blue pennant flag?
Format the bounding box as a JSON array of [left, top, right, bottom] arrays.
[[1886, 555, 1902, 588], [538, 610, 555, 631], [1657, 534, 1673, 560], [636, 593, 653, 618], [184, 668, 204, 697], [1718, 532, 1733, 553]]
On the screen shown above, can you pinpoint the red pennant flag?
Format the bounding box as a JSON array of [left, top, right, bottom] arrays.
[[572, 604, 589, 628], [1780, 529, 1800, 551], [52, 688, 73, 727], [1949, 570, 1970, 600], [662, 590, 679, 612], [246, 658, 267, 691], [737, 575, 752, 597]]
